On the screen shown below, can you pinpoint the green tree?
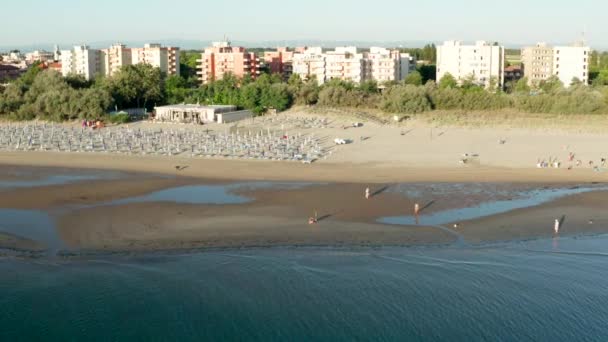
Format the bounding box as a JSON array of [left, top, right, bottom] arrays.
[[260, 83, 292, 112], [164, 75, 191, 104], [418, 65, 436, 83], [538, 76, 564, 94], [381, 84, 432, 114], [105, 64, 164, 110], [513, 77, 531, 93], [592, 69, 608, 86], [359, 80, 379, 93], [403, 71, 423, 86], [438, 73, 457, 89]]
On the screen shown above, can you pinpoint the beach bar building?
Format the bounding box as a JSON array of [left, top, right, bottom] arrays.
[[153, 104, 253, 124]]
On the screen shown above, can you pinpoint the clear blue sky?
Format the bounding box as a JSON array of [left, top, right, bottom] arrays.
[[1, 0, 606, 48]]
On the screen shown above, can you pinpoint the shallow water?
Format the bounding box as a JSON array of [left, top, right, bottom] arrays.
[[0, 174, 103, 190], [111, 181, 315, 205], [380, 186, 607, 226], [1, 236, 608, 341], [0, 209, 63, 251]]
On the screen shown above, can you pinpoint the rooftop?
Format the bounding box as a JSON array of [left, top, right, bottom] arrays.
[[155, 104, 235, 110]]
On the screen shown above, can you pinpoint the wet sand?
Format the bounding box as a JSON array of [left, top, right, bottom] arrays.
[[1, 163, 608, 253], [456, 190, 608, 243], [0, 233, 45, 252]]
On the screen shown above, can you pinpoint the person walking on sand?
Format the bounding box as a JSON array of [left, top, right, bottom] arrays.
[[414, 203, 420, 216], [365, 187, 370, 200], [554, 219, 560, 234]]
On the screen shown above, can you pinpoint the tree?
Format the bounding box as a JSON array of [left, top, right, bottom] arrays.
[[164, 75, 191, 104], [359, 80, 379, 93], [513, 77, 531, 93], [295, 79, 319, 106], [438, 73, 457, 89], [179, 50, 200, 82], [570, 77, 583, 87], [64, 74, 92, 89], [105, 64, 164, 110], [538, 76, 564, 94], [403, 71, 423, 86], [239, 82, 263, 114], [460, 74, 480, 90], [261, 83, 292, 112], [418, 65, 436, 83], [381, 85, 432, 114], [19, 62, 42, 87], [592, 70, 608, 86]]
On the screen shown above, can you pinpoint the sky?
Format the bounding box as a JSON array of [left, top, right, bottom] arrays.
[[1, 0, 607, 48]]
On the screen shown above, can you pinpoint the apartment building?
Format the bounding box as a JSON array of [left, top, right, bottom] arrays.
[[100, 44, 132, 76], [263, 47, 295, 80], [24, 50, 55, 63], [553, 43, 590, 86], [436, 40, 505, 88], [324, 47, 368, 83], [292, 46, 415, 85], [197, 41, 260, 84], [521, 43, 554, 84], [131, 43, 180, 76], [60, 45, 102, 80], [367, 47, 414, 83], [292, 47, 327, 83], [521, 42, 590, 87]]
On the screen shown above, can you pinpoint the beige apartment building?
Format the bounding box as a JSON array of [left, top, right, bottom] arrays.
[[324, 47, 369, 83], [197, 41, 260, 84], [521, 43, 554, 85], [522, 42, 590, 87], [101, 44, 132, 76], [292, 46, 414, 85], [436, 40, 505, 88], [367, 47, 414, 83], [131, 44, 180, 76]]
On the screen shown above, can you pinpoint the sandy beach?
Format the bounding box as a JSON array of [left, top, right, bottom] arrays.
[[1, 111, 608, 183], [1, 112, 608, 254]]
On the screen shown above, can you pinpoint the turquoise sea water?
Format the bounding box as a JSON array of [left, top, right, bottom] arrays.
[[2, 236, 608, 341]]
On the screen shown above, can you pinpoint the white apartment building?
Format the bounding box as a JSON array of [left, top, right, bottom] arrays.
[[292, 47, 327, 83], [367, 47, 413, 83], [131, 43, 180, 76], [292, 46, 415, 85], [324, 47, 368, 83], [553, 43, 590, 86], [100, 44, 132, 76], [521, 42, 590, 87], [25, 50, 55, 63], [60, 45, 102, 80], [436, 40, 505, 88]]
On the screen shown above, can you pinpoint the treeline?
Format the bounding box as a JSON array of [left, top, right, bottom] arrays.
[[3, 62, 608, 122], [168, 71, 608, 116], [0, 63, 164, 121]]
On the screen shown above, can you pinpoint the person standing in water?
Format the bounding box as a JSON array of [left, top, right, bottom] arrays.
[[414, 203, 420, 216], [554, 219, 560, 234]]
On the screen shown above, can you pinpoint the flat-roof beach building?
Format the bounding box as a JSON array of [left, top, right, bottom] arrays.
[[153, 104, 253, 124]]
